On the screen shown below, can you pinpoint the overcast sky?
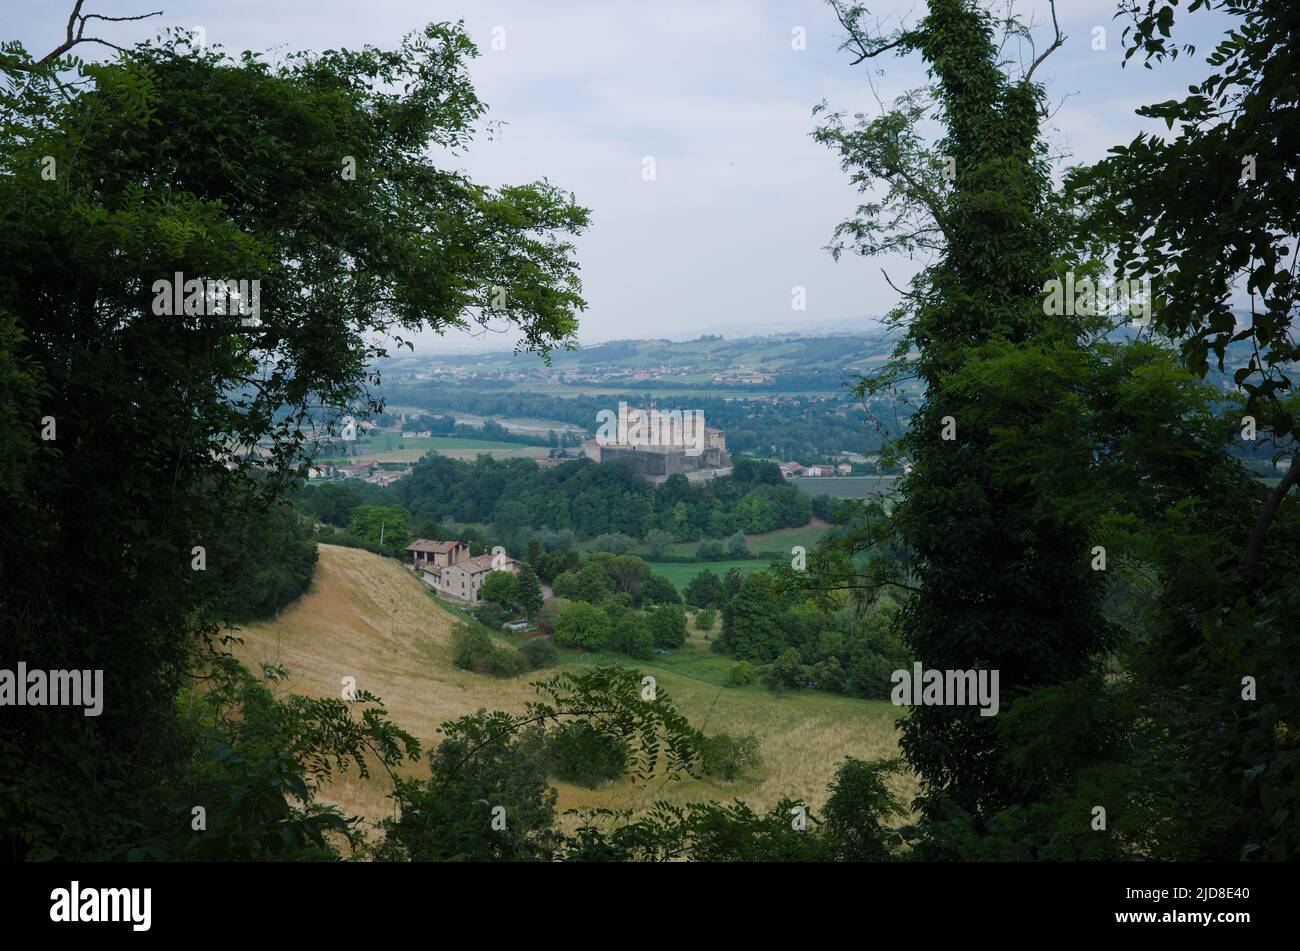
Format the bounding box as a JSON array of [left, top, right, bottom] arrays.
[[12, 1, 1235, 350]]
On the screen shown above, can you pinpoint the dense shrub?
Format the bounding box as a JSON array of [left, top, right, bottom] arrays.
[[520, 636, 557, 670], [451, 623, 528, 677], [608, 613, 655, 660], [647, 604, 687, 648], [552, 601, 612, 651], [700, 732, 762, 781], [546, 722, 627, 788]]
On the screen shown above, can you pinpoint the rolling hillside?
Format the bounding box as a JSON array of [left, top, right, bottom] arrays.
[[234, 544, 913, 827]]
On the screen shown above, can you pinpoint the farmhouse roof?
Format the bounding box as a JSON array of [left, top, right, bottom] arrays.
[[406, 539, 463, 554]]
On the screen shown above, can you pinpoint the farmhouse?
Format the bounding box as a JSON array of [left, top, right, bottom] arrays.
[[405, 538, 468, 569], [407, 540, 519, 602]]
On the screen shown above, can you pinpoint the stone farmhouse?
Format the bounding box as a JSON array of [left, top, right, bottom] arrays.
[[404, 539, 518, 603]]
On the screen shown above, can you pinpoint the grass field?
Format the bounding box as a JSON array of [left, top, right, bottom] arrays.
[[650, 559, 774, 591], [325, 434, 553, 463], [232, 544, 912, 831], [578, 520, 831, 560]]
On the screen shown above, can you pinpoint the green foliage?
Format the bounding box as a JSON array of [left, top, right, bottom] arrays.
[[479, 569, 520, 611], [699, 732, 762, 782], [718, 573, 787, 661], [451, 623, 529, 678], [765, 649, 807, 693], [519, 636, 557, 670], [644, 528, 673, 558], [684, 568, 726, 608], [729, 661, 756, 687], [199, 493, 318, 623], [638, 572, 681, 606], [694, 607, 717, 631], [646, 603, 687, 649], [552, 601, 612, 651], [346, 505, 411, 557], [546, 722, 628, 788], [821, 758, 908, 861], [609, 613, 655, 660], [515, 566, 545, 619], [394, 453, 812, 544], [551, 561, 614, 603], [1074, 0, 1300, 437], [726, 530, 752, 558]]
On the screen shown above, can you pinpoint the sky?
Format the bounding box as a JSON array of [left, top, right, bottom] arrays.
[[10, 1, 1236, 350]]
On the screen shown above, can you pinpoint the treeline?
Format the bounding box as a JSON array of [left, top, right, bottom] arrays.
[[391, 455, 811, 541], [371, 411, 580, 448], [385, 387, 895, 458], [197, 494, 319, 624]]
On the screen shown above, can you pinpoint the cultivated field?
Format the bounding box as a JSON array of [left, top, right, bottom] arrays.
[[232, 544, 912, 832]]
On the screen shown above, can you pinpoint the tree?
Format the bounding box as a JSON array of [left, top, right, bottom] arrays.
[[347, 505, 411, 556], [0, 16, 587, 859], [726, 530, 751, 559], [552, 560, 614, 603], [638, 573, 681, 607], [765, 648, 806, 693], [717, 573, 786, 661], [684, 569, 725, 609], [813, 0, 1112, 823], [1073, 0, 1300, 585], [647, 604, 687, 649], [821, 758, 907, 861], [609, 613, 655, 660], [479, 570, 520, 613], [515, 566, 544, 620], [552, 601, 612, 651], [644, 529, 673, 559]]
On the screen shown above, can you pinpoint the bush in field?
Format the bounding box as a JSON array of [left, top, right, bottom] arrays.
[[451, 623, 528, 677], [700, 732, 762, 781], [520, 636, 557, 670], [694, 608, 717, 632], [546, 722, 628, 788], [644, 529, 673, 559], [729, 661, 757, 686], [591, 532, 636, 555], [552, 601, 612, 651], [696, 542, 727, 561], [726, 530, 752, 559], [765, 648, 806, 693], [814, 657, 847, 693]]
